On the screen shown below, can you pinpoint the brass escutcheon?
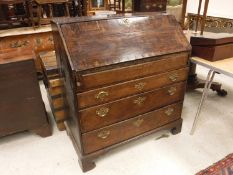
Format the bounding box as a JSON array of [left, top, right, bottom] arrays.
[[169, 73, 179, 82], [168, 87, 177, 96], [133, 96, 146, 106], [95, 91, 109, 101], [134, 82, 146, 91], [97, 130, 110, 139], [133, 118, 144, 127], [165, 108, 174, 116], [96, 107, 109, 117]]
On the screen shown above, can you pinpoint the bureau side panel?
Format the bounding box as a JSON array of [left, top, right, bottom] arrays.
[[52, 22, 83, 152]]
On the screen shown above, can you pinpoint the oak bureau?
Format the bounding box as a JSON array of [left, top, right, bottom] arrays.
[[51, 13, 191, 172]]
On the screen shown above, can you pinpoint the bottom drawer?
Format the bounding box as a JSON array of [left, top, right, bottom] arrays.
[[82, 102, 183, 154]]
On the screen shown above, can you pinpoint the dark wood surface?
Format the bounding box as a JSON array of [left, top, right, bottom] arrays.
[[190, 33, 233, 61], [79, 52, 189, 90], [0, 51, 52, 137], [59, 14, 190, 71], [80, 82, 186, 132], [82, 102, 183, 154], [52, 13, 191, 172], [77, 68, 189, 109]]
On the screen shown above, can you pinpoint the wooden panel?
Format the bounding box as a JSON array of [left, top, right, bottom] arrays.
[[79, 82, 186, 133], [59, 14, 191, 72], [0, 31, 54, 73], [77, 67, 189, 109], [82, 102, 183, 154], [0, 53, 51, 137], [79, 53, 189, 90]]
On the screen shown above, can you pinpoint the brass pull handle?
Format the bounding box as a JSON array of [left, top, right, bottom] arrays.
[[169, 73, 179, 82], [133, 97, 146, 106], [168, 87, 177, 96], [97, 130, 110, 139], [10, 40, 29, 48], [134, 82, 146, 91], [96, 107, 109, 117], [165, 108, 174, 116], [133, 118, 144, 127], [152, 3, 157, 7], [95, 91, 109, 101]]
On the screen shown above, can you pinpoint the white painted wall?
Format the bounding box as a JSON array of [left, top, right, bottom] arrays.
[[187, 0, 233, 19]]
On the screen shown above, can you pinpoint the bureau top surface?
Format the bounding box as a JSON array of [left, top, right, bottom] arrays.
[[53, 13, 191, 72]]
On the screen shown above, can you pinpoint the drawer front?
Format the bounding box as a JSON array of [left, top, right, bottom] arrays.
[[77, 68, 188, 109], [79, 82, 186, 133], [82, 102, 183, 154], [78, 52, 189, 90]]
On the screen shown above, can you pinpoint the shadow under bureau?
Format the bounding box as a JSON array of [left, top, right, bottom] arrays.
[[51, 13, 191, 172]]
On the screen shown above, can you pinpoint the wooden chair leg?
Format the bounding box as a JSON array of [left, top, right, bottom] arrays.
[[65, 3, 70, 16], [38, 4, 42, 27]]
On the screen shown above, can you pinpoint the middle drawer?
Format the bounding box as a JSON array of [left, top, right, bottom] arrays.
[[77, 67, 188, 109], [79, 81, 186, 133]]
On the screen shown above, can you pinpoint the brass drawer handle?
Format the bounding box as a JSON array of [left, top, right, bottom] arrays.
[[133, 97, 146, 106], [158, 4, 163, 9], [10, 40, 29, 48], [168, 87, 177, 96], [97, 130, 110, 139], [96, 107, 109, 117], [133, 118, 144, 127], [152, 3, 157, 7], [134, 82, 146, 91], [169, 73, 179, 82], [95, 91, 109, 101], [165, 108, 174, 116]]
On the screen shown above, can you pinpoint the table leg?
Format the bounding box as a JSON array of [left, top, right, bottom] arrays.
[[190, 70, 216, 135]]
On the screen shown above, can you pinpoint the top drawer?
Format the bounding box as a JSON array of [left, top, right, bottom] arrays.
[[76, 52, 189, 91]]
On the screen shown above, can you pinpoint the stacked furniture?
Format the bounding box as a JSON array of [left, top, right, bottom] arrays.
[[0, 0, 29, 29], [39, 51, 67, 131], [52, 13, 191, 171], [0, 50, 52, 137], [0, 26, 54, 76]]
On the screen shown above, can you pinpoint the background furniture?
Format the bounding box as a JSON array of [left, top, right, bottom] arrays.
[[187, 13, 233, 33], [39, 51, 67, 131], [0, 26, 54, 76], [0, 0, 29, 29], [190, 56, 233, 134], [133, 0, 167, 12], [34, 0, 70, 27], [0, 50, 52, 137], [52, 13, 191, 172], [108, 0, 121, 11]]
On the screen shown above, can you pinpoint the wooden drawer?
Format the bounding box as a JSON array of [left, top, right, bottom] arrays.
[[82, 102, 183, 154], [79, 82, 186, 133], [78, 52, 189, 90], [48, 86, 65, 97], [77, 68, 189, 109]]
